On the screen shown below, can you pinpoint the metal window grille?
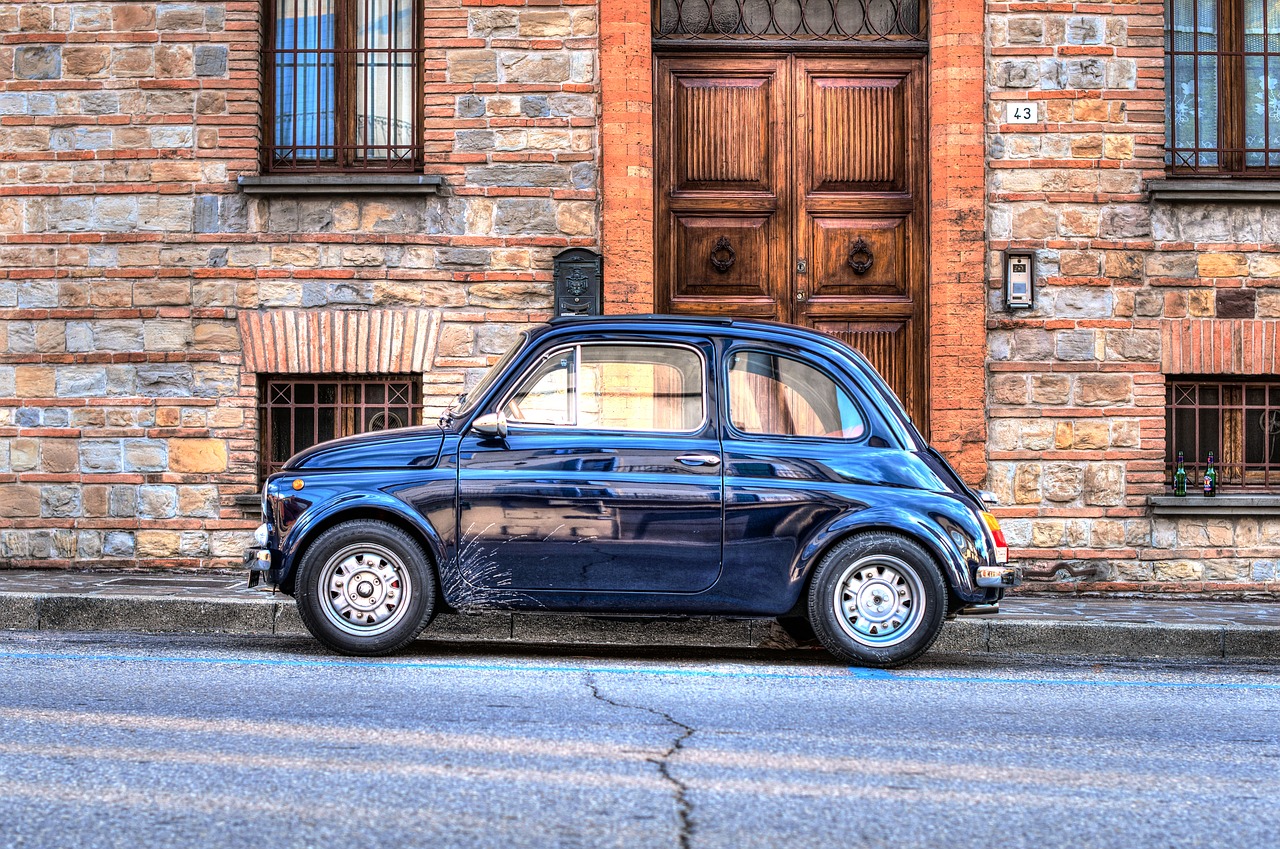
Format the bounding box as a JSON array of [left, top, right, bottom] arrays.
[[258, 375, 423, 479], [1166, 0, 1280, 175], [263, 0, 422, 172], [652, 0, 926, 42], [1166, 379, 1280, 489]]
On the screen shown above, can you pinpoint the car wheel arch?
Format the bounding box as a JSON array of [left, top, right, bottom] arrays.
[[281, 504, 444, 597], [789, 520, 965, 618]]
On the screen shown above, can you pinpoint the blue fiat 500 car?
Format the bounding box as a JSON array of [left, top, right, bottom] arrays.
[[246, 315, 1017, 667]]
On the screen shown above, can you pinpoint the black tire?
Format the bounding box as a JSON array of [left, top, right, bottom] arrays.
[[294, 519, 437, 656], [807, 532, 946, 668]]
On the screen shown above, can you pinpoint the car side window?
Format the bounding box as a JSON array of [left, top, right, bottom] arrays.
[[727, 350, 865, 439], [503, 344, 705, 432]]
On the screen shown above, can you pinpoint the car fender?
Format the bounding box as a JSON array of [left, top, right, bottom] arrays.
[[789, 500, 986, 608], [277, 490, 448, 591]]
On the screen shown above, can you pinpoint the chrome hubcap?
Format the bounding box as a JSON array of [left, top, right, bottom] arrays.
[[833, 555, 925, 648], [319, 543, 412, 637]]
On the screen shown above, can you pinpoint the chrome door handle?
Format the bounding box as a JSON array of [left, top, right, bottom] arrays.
[[675, 453, 721, 467]]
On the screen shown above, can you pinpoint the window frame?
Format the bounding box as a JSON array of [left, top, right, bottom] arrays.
[[1165, 376, 1280, 490], [722, 346, 870, 444], [497, 342, 711, 435], [258, 373, 424, 480], [1165, 0, 1280, 177], [261, 0, 424, 174]]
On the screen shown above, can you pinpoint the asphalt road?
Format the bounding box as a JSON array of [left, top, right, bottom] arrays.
[[0, 632, 1277, 849]]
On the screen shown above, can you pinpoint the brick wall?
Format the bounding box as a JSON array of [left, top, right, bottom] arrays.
[[987, 1, 1280, 593], [0, 1, 600, 569]]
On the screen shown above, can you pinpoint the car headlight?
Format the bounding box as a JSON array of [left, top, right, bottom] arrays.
[[254, 523, 270, 547]]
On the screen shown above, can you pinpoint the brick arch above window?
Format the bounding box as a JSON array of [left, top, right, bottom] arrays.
[[238, 308, 441, 374], [1162, 319, 1280, 375]]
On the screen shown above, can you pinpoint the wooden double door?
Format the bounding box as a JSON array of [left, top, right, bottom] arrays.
[[655, 54, 928, 428]]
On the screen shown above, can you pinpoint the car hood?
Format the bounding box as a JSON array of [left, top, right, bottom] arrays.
[[284, 426, 445, 470]]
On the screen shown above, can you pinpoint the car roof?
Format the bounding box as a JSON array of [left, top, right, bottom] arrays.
[[540, 313, 843, 349]]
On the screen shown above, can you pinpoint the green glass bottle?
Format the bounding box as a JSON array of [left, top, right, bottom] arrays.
[[1173, 451, 1187, 497], [1203, 451, 1217, 497]]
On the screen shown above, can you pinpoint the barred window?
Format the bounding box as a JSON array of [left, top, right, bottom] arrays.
[[264, 0, 421, 172], [1166, 0, 1280, 175], [1166, 379, 1280, 489], [259, 375, 422, 479]]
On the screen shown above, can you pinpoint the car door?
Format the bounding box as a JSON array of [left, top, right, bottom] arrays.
[[457, 338, 723, 594]]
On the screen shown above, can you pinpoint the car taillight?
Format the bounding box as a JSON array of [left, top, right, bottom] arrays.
[[981, 511, 1009, 564]]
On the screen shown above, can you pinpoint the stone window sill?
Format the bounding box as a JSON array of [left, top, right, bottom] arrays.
[[238, 174, 446, 196], [1149, 494, 1280, 516], [1148, 179, 1280, 203]]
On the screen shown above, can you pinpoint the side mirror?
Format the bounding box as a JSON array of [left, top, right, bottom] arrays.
[[977, 490, 998, 507], [471, 412, 508, 439]]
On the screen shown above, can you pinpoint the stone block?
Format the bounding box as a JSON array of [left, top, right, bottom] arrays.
[[498, 51, 570, 84], [1215, 288, 1256, 318], [15, 45, 60, 80], [1083, 464, 1124, 506], [0, 485, 41, 518], [157, 4, 204, 31], [1055, 330, 1096, 361], [990, 374, 1028, 405], [1066, 16, 1103, 45], [169, 439, 228, 473], [123, 439, 168, 472], [178, 485, 220, 518], [494, 198, 558, 235], [1153, 559, 1204, 581], [1030, 374, 1071, 405], [136, 365, 194, 397], [63, 46, 109, 77], [102, 531, 135, 557], [1013, 464, 1041, 504], [1042, 464, 1084, 503], [468, 282, 550, 310], [448, 51, 497, 83], [468, 165, 570, 189], [1104, 329, 1159, 361], [194, 45, 228, 77], [519, 11, 572, 37], [1075, 374, 1130, 406], [41, 440, 79, 474], [1007, 17, 1044, 43], [1199, 253, 1248, 278]]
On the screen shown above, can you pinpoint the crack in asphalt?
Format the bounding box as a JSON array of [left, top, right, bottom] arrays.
[[586, 675, 696, 849]]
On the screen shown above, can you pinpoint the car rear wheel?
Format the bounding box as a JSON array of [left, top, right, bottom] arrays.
[[807, 532, 946, 668], [295, 519, 437, 656]]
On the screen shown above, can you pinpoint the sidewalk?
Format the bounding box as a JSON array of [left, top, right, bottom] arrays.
[[1, 569, 1278, 660]]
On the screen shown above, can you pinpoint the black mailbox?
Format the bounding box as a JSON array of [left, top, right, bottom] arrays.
[[553, 248, 603, 317]]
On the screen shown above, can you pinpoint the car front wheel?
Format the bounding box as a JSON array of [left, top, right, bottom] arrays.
[[295, 519, 437, 656], [807, 532, 946, 668]]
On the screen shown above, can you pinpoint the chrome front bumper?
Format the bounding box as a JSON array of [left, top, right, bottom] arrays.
[[243, 546, 274, 589], [976, 564, 1021, 588]]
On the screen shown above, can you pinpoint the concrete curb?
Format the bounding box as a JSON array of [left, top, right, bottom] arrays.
[[1, 590, 1278, 660]]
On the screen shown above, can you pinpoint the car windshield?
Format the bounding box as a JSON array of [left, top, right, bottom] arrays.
[[446, 330, 532, 421]]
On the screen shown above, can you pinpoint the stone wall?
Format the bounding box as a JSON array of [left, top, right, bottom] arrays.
[[0, 1, 600, 569], [987, 1, 1280, 593]]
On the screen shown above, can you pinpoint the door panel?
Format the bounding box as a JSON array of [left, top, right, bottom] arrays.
[[656, 57, 790, 319], [812, 319, 911, 417], [457, 431, 723, 594], [807, 76, 904, 192], [808, 216, 907, 298], [656, 52, 929, 430]]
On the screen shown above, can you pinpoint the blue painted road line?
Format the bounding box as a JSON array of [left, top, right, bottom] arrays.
[[1, 648, 1279, 691]]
